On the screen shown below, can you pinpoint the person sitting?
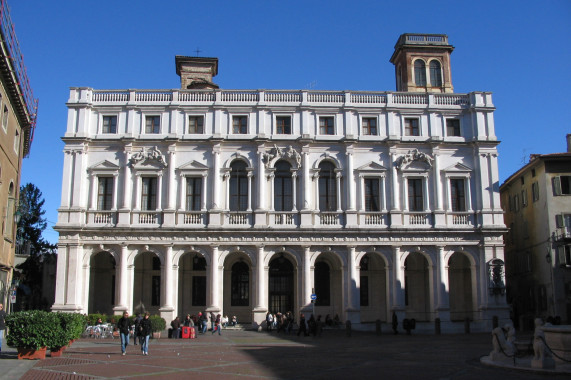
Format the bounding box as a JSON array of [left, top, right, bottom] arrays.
[[171, 317, 181, 339], [325, 314, 333, 327], [222, 315, 228, 328], [230, 315, 237, 327]]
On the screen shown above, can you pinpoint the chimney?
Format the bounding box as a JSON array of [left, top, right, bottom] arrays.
[[175, 56, 219, 89], [567, 133, 571, 153]]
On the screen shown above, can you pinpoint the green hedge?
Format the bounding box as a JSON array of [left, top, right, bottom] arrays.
[[6, 311, 88, 350]]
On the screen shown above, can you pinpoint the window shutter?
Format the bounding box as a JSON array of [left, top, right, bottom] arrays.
[[556, 214, 564, 228], [553, 176, 562, 196]]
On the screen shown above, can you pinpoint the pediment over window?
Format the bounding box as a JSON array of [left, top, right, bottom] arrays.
[[356, 161, 387, 173], [88, 160, 120, 172], [177, 160, 209, 176], [178, 160, 209, 171], [442, 162, 472, 174]]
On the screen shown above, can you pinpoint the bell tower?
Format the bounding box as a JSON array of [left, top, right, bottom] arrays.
[[390, 34, 454, 93]]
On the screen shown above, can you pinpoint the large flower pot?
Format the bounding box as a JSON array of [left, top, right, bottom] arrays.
[[17, 347, 47, 360], [152, 332, 161, 339], [50, 347, 65, 357]]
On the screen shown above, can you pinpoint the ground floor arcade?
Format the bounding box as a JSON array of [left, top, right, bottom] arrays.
[[52, 233, 509, 332]]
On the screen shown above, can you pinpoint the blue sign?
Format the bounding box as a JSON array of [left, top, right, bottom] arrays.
[[310, 294, 317, 300]]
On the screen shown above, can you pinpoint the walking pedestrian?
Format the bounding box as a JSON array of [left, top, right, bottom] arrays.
[[133, 313, 142, 345], [212, 314, 222, 335], [0, 303, 6, 353], [297, 313, 309, 336], [139, 312, 152, 355], [117, 311, 132, 355], [266, 311, 273, 332]]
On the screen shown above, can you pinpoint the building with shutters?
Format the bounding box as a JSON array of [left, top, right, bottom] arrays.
[[0, 0, 38, 309], [53, 34, 508, 332], [501, 134, 571, 329]]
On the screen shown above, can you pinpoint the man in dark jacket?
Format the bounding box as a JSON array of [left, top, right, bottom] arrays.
[[139, 312, 152, 355], [117, 311, 132, 355]]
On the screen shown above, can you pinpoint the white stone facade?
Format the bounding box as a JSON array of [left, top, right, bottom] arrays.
[[53, 36, 509, 332]]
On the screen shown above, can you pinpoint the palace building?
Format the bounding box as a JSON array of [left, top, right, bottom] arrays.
[[53, 34, 508, 332]]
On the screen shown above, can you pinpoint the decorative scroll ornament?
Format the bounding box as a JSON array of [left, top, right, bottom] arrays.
[[262, 144, 301, 168], [129, 146, 168, 168], [395, 149, 434, 169]]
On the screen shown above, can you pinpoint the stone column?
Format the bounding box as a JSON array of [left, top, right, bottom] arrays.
[[257, 147, 266, 210], [167, 150, 176, 210], [113, 244, 129, 312], [291, 171, 298, 211], [247, 171, 253, 212], [122, 148, 132, 209], [212, 147, 221, 210], [346, 246, 360, 323], [336, 171, 342, 212], [392, 246, 405, 322], [156, 173, 163, 211], [390, 153, 399, 210], [253, 245, 267, 327], [346, 151, 355, 210], [89, 174, 98, 210], [158, 245, 175, 322], [302, 246, 312, 311], [302, 152, 310, 210], [60, 150, 73, 208], [52, 244, 69, 310], [436, 246, 450, 321], [433, 153, 442, 210], [208, 246, 221, 312]]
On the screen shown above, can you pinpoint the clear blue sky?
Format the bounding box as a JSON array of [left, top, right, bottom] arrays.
[[9, 0, 571, 243]]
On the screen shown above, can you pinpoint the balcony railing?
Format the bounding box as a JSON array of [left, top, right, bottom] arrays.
[[85, 89, 473, 108], [134, 211, 161, 225], [180, 211, 207, 226], [448, 212, 473, 226], [406, 212, 431, 226], [272, 211, 298, 226], [226, 211, 252, 226], [78, 209, 483, 229], [87, 210, 117, 225], [360, 212, 388, 226], [318, 212, 343, 226]]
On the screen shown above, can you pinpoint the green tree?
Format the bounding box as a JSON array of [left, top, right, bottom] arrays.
[[14, 183, 56, 311]]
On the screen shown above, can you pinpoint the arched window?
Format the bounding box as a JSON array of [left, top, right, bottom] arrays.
[[229, 161, 248, 211], [274, 161, 293, 211], [318, 161, 337, 212], [231, 261, 249, 306], [429, 60, 442, 87], [414, 59, 426, 86], [314, 261, 330, 306]]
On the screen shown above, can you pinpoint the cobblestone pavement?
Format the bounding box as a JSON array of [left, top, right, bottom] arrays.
[[1, 329, 568, 379]]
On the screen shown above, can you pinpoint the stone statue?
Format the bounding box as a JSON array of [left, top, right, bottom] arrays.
[[489, 321, 515, 361], [531, 318, 555, 369]]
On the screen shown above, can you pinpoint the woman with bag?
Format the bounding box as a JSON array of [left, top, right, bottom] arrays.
[[139, 312, 152, 355]]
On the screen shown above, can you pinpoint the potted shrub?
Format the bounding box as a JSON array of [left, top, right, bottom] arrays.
[[48, 314, 69, 358], [150, 315, 166, 339], [6, 310, 57, 360]]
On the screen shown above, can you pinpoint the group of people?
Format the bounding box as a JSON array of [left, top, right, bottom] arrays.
[[117, 311, 152, 356], [266, 311, 328, 337], [170, 312, 238, 338]]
